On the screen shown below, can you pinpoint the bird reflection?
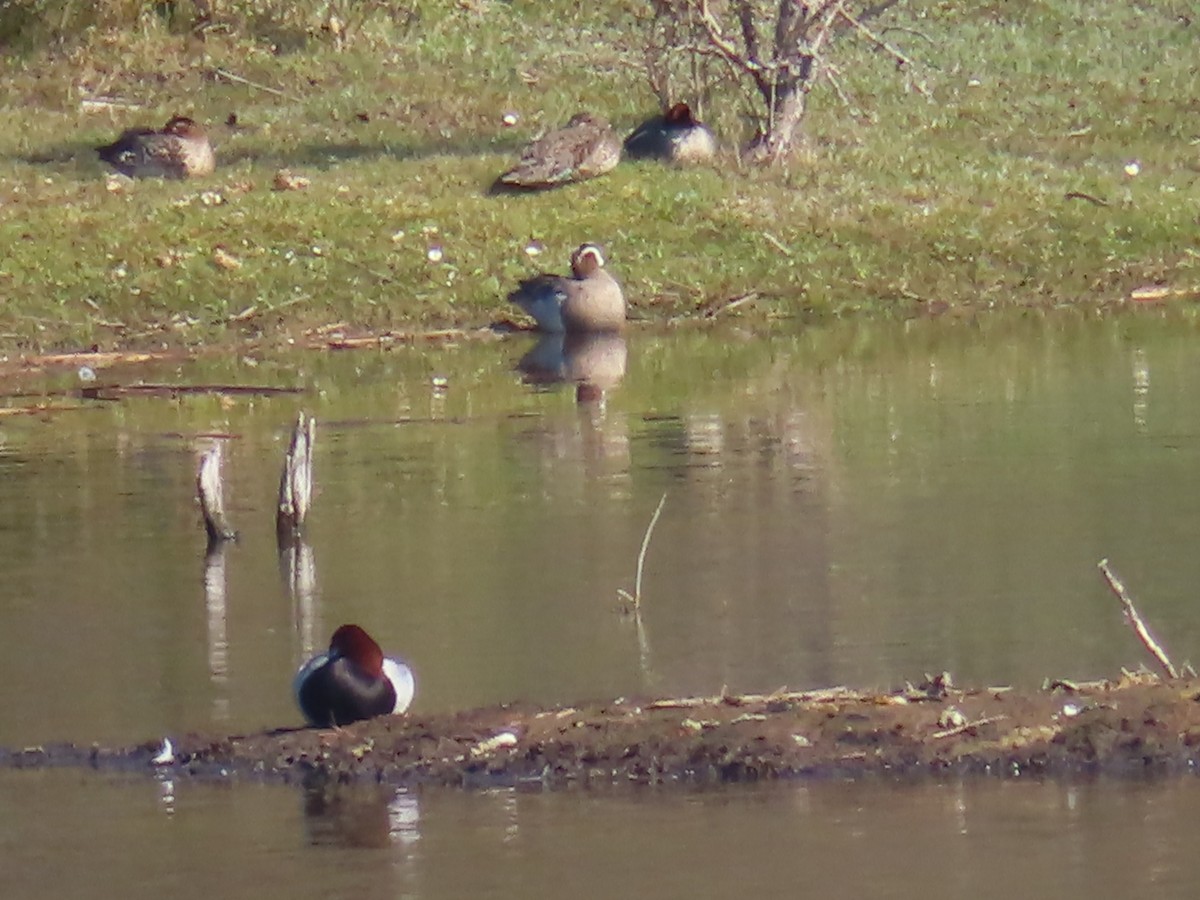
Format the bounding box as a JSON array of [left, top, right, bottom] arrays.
[[301, 781, 421, 849], [516, 333, 627, 405]]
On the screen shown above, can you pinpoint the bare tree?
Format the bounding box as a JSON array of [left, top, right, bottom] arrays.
[[645, 0, 917, 164]]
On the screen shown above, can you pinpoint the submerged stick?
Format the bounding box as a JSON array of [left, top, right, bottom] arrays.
[[618, 493, 668, 610], [1098, 558, 1178, 679], [197, 443, 236, 546], [277, 413, 316, 542]]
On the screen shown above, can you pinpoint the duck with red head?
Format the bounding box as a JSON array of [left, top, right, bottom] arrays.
[[96, 115, 215, 179], [623, 102, 716, 164], [294, 624, 415, 727]]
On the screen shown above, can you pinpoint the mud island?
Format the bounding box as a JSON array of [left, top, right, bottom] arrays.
[[6, 673, 1200, 789]]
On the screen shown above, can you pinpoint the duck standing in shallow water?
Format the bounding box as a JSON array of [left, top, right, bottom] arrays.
[[294, 624, 415, 727], [624, 102, 716, 164], [96, 115, 215, 179], [508, 243, 625, 333], [495, 112, 621, 190]]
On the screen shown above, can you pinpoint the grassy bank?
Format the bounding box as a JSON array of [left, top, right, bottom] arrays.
[[0, 0, 1196, 352]]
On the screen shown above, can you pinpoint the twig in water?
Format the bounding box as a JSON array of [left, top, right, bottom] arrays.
[[277, 412, 316, 543], [617, 493, 668, 610], [1097, 558, 1178, 679], [197, 442, 237, 546]]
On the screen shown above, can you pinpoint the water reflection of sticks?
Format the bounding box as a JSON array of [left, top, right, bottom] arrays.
[[202, 542, 230, 720], [276, 414, 321, 661], [282, 539, 321, 660], [197, 440, 235, 720], [195, 415, 323, 707]]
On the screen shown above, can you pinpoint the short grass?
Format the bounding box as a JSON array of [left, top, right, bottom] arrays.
[[0, 0, 1197, 352]]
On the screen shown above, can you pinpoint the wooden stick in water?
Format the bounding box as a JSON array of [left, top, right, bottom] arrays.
[[197, 442, 236, 546], [277, 413, 316, 542], [1098, 558, 1178, 679], [618, 492, 667, 610]]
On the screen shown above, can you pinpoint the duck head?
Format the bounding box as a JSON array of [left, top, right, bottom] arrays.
[[161, 116, 206, 139], [664, 102, 700, 128], [570, 243, 606, 278], [328, 624, 386, 676]]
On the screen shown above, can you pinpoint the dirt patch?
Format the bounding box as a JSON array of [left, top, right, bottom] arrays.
[[6, 674, 1200, 789]]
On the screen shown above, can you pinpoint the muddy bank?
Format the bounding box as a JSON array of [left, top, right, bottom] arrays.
[[5, 674, 1200, 789]]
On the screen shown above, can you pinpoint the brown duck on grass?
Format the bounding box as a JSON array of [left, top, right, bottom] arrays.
[[96, 115, 215, 179], [494, 112, 621, 191], [508, 243, 625, 333], [624, 102, 717, 164]]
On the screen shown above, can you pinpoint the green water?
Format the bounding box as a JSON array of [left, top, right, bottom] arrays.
[[1, 313, 1198, 750]]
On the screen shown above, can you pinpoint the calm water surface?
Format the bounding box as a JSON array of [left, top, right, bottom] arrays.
[[5, 771, 1200, 899], [3, 314, 1200, 896]]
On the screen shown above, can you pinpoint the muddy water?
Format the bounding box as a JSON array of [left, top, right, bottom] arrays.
[[3, 313, 1200, 893], [6, 770, 1200, 899]]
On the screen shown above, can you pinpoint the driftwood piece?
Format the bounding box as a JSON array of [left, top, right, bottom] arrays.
[[197, 443, 236, 546], [277, 413, 316, 542], [1097, 558, 1178, 679]]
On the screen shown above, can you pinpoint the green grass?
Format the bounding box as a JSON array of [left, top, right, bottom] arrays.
[[0, 0, 1197, 352]]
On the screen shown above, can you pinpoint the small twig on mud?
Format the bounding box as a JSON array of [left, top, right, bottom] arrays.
[[646, 685, 858, 710], [1064, 191, 1109, 207], [618, 492, 668, 610], [703, 292, 761, 319], [930, 714, 1008, 740], [212, 68, 300, 101], [1098, 558, 1178, 679]]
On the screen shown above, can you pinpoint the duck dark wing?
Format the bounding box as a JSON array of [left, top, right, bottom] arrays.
[[96, 128, 157, 175], [508, 274, 570, 332], [296, 657, 397, 727], [623, 115, 671, 159]]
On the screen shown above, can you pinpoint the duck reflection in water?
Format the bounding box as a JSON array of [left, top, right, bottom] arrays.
[[517, 333, 628, 405], [302, 781, 421, 849]]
